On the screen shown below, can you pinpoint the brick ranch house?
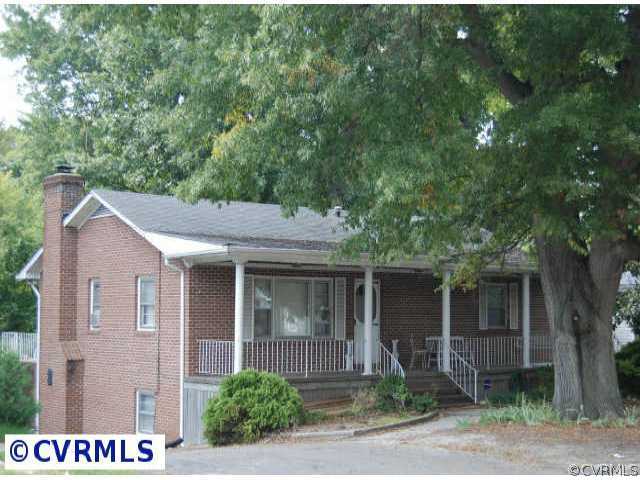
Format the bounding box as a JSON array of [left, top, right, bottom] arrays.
[[18, 168, 552, 444]]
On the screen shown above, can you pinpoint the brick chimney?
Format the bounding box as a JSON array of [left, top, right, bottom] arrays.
[[42, 165, 85, 341], [40, 165, 85, 433]]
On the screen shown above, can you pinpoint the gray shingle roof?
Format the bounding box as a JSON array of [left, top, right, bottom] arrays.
[[94, 189, 351, 250]]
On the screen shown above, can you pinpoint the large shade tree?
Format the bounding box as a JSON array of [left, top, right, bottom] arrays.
[[3, 5, 639, 419], [178, 5, 640, 419]]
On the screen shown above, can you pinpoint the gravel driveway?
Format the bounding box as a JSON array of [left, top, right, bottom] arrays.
[[165, 409, 560, 474]]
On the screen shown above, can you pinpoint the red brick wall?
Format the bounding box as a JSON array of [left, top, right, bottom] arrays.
[[74, 215, 181, 438], [39, 174, 181, 437]]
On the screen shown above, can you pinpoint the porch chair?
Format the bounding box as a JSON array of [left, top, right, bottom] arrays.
[[424, 336, 443, 370], [409, 335, 429, 370]]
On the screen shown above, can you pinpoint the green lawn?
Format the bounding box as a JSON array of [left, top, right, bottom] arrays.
[[0, 424, 31, 442]]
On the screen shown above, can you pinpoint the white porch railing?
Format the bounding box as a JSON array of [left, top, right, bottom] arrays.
[[244, 338, 353, 377], [455, 336, 523, 369], [198, 339, 355, 377], [427, 335, 552, 370], [199, 340, 234, 375], [530, 335, 553, 366], [377, 343, 405, 378], [0, 331, 37, 362]]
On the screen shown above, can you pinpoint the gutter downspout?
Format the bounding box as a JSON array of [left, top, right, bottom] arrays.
[[28, 280, 41, 432], [164, 258, 185, 442]]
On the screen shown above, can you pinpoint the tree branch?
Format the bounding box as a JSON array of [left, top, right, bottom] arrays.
[[461, 5, 533, 104]]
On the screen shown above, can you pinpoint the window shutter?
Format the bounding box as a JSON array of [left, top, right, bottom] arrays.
[[334, 277, 346, 340], [509, 282, 519, 330], [479, 282, 488, 330], [243, 275, 253, 340]]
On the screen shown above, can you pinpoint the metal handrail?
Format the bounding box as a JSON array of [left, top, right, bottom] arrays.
[[446, 346, 478, 403], [377, 342, 405, 378]]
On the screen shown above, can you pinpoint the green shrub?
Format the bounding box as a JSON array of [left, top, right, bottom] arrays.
[[202, 370, 303, 445], [374, 375, 411, 412], [486, 391, 520, 407], [410, 393, 438, 413], [301, 409, 328, 425], [0, 351, 39, 426], [351, 388, 377, 417], [479, 394, 560, 426], [508, 366, 554, 401], [616, 340, 640, 397]]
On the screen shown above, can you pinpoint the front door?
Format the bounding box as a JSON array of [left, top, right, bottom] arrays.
[[354, 280, 380, 366]]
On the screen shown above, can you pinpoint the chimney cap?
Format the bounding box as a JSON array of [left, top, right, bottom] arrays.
[[55, 164, 74, 174]]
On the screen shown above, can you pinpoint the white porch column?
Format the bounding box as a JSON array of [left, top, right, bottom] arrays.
[[442, 270, 451, 372], [233, 261, 245, 374], [522, 273, 531, 368], [363, 266, 374, 375]]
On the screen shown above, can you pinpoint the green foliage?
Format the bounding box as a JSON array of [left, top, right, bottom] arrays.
[[350, 388, 377, 417], [0, 422, 31, 441], [511, 366, 554, 401], [3, 4, 639, 282], [202, 370, 303, 446], [301, 409, 328, 425], [0, 171, 41, 332], [615, 262, 640, 336], [0, 351, 39, 426], [410, 393, 438, 414], [591, 406, 639, 428], [616, 340, 640, 397], [374, 375, 411, 412], [479, 394, 560, 426], [486, 391, 521, 407]]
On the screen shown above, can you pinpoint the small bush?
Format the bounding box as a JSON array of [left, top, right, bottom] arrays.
[[301, 409, 328, 425], [410, 393, 438, 413], [508, 366, 554, 401], [375, 375, 411, 412], [203, 370, 303, 445], [351, 388, 377, 417], [616, 340, 640, 398], [486, 391, 520, 407], [0, 351, 39, 426], [479, 394, 560, 426]]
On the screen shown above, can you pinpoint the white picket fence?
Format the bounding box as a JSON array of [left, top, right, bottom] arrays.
[[0, 331, 37, 362]]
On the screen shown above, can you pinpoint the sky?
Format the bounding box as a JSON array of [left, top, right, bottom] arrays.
[[0, 14, 30, 127]]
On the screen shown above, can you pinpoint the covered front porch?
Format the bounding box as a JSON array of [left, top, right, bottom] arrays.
[[185, 256, 552, 404]]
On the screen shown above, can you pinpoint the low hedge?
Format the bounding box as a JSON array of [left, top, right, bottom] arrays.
[[203, 370, 303, 445]]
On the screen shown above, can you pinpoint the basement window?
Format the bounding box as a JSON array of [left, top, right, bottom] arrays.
[[136, 390, 155, 434], [89, 279, 101, 330]]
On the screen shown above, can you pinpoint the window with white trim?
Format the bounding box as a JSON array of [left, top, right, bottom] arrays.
[[485, 283, 508, 329], [89, 279, 101, 329], [137, 277, 156, 330], [253, 277, 333, 338], [136, 391, 155, 433]]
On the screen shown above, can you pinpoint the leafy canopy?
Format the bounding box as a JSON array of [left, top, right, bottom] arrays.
[[2, 5, 640, 279]]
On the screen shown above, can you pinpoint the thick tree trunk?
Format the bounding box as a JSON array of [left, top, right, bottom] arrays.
[[536, 235, 625, 420]]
